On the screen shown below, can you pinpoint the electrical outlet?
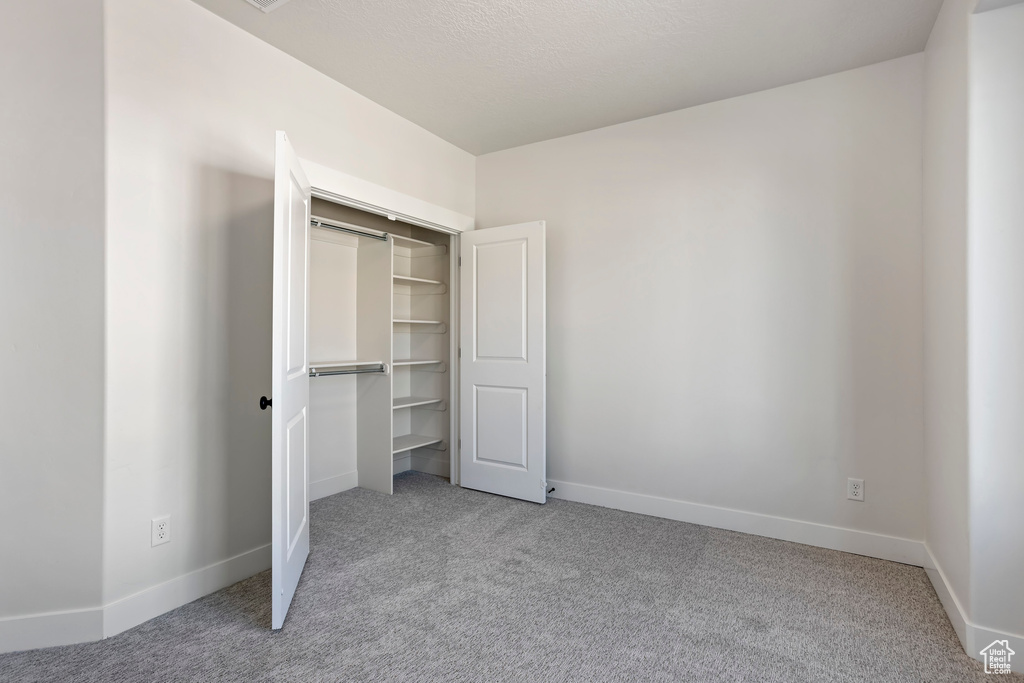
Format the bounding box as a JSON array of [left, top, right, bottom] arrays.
[[152, 516, 171, 546], [847, 478, 864, 502]]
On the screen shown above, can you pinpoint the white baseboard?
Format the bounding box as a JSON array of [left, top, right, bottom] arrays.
[[103, 543, 270, 638], [2, 544, 271, 654], [547, 479, 925, 566], [0, 607, 103, 654], [923, 544, 1024, 673], [921, 545, 969, 649], [310, 470, 358, 501]]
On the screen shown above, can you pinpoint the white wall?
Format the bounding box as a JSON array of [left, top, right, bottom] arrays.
[[103, 0, 475, 611], [921, 0, 973, 626], [477, 56, 926, 544], [968, 0, 1024, 646], [0, 0, 106, 629], [919, 2, 1024, 666]]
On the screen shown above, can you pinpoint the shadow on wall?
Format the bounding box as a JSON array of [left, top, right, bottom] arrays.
[[191, 166, 274, 577]]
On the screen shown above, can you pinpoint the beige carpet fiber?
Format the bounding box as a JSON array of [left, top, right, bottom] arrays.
[[1, 472, 1013, 682]]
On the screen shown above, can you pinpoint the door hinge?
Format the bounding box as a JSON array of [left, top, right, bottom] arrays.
[[458, 256, 461, 267], [458, 438, 461, 450], [458, 347, 462, 359]]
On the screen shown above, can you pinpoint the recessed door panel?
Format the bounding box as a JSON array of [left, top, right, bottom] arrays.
[[286, 177, 308, 378], [286, 409, 307, 554], [475, 386, 527, 469], [475, 239, 527, 361]]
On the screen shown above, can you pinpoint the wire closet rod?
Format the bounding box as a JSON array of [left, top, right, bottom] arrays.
[[309, 363, 389, 378], [310, 217, 388, 242]]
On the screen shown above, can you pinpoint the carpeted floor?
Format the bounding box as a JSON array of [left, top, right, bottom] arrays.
[[0, 472, 1012, 682]]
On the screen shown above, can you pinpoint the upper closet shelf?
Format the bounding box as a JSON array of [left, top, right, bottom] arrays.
[[310, 216, 388, 242], [392, 234, 447, 257], [392, 234, 435, 248]]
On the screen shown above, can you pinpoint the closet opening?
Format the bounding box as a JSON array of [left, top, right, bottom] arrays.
[[307, 198, 457, 497]]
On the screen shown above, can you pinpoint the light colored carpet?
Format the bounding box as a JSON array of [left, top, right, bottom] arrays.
[[0, 472, 1011, 682]]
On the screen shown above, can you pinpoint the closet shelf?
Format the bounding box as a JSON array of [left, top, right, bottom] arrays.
[[393, 275, 448, 294], [393, 319, 447, 333], [393, 275, 444, 286], [309, 359, 381, 368], [392, 234, 436, 249], [389, 233, 442, 249], [393, 359, 447, 372], [393, 396, 445, 410], [393, 434, 446, 454], [393, 235, 448, 257]]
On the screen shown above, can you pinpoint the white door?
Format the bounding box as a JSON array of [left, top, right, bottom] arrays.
[[459, 222, 546, 503], [270, 131, 311, 629]]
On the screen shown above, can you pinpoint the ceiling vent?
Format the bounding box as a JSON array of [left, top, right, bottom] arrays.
[[244, 0, 292, 13]]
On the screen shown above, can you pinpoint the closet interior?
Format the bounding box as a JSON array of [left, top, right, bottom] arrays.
[[307, 199, 454, 496]]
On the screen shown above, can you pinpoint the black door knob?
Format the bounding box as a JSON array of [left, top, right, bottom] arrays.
[[260, 396, 272, 410]]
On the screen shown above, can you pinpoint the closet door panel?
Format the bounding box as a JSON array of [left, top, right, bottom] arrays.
[[459, 221, 546, 503], [271, 131, 311, 630]]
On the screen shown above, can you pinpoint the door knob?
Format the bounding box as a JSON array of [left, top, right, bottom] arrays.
[[260, 396, 272, 410]]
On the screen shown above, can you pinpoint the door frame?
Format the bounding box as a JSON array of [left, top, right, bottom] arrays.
[[304, 161, 468, 485]]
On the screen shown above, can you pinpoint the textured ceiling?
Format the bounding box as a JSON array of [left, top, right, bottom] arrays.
[[190, 0, 943, 154]]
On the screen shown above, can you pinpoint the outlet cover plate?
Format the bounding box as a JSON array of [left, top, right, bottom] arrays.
[[847, 478, 865, 502], [152, 516, 171, 546]]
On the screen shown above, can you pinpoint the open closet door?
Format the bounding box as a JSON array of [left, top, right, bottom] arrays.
[[270, 131, 311, 629], [459, 221, 547, 503]]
